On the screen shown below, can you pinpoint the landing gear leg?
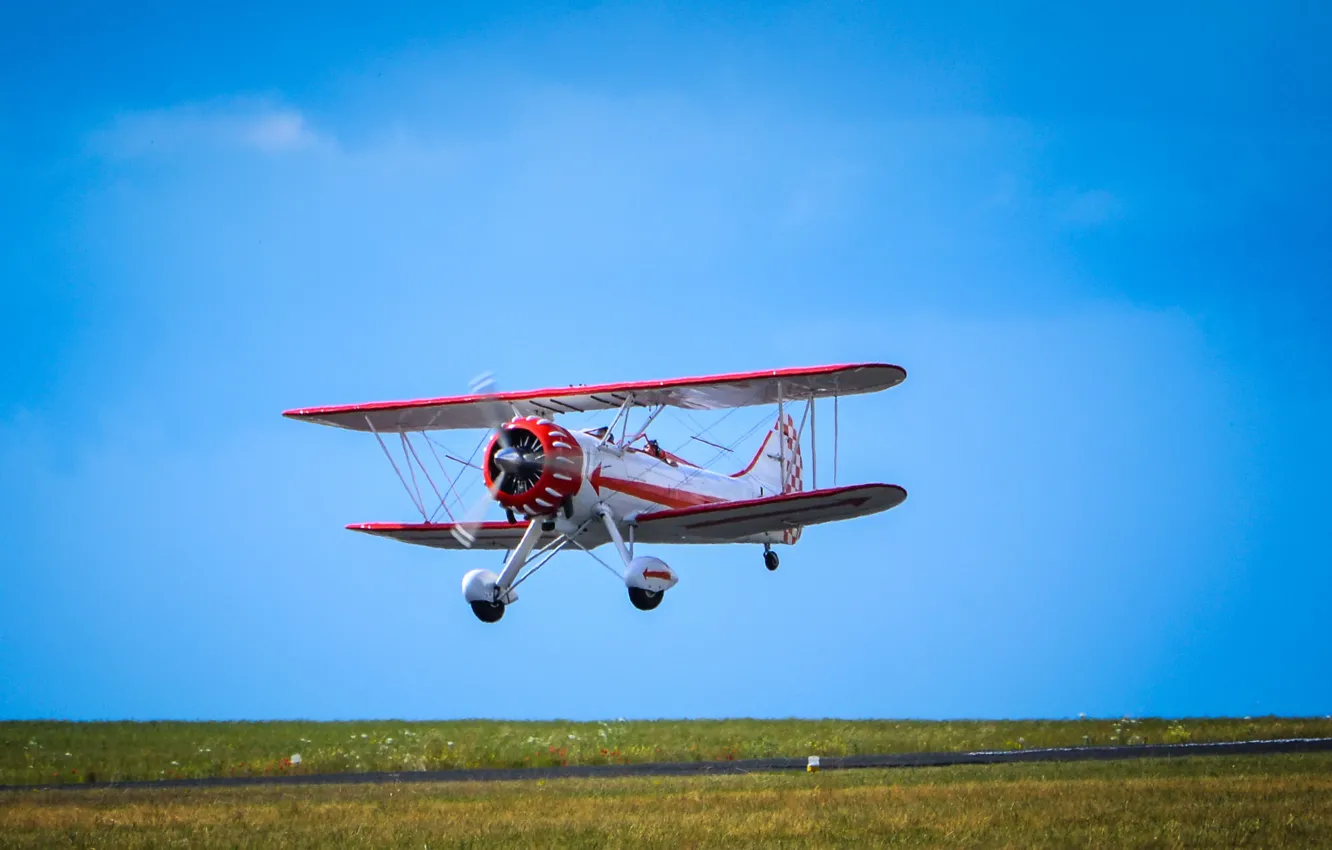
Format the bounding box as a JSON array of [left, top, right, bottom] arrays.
[[599, 505, 675, 611], [466, 519, 545, 623], [764, 544, 780, 572]]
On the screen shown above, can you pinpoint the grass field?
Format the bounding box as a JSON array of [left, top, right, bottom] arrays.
[[3, 753, 1332, 847], [3, 716, 1331, 787]]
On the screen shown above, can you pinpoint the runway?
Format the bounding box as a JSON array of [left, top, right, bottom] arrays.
[[7, 737, 1332, 793]]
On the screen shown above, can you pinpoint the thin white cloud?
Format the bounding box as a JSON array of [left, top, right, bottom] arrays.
[[90, 98, 333, 158]]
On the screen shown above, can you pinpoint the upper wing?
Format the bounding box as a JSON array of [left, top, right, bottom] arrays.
[[631, 483, 907, 544], [284, 362, 906, 432], [347, 520, 610, 551]]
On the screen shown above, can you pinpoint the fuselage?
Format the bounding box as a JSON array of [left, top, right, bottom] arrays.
[[557, 428, 770, 529], [484, 415, 795, 545]]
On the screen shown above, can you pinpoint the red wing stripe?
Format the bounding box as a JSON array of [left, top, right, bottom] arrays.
[[284, 362, 905, 419], [348, 521, 529, 532]]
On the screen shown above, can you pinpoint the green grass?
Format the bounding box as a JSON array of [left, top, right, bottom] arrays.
[[3, 716, 1331, 786], [4, 754, 1332, 847]]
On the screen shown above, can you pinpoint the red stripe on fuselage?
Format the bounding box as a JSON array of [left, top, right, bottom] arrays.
[[590, 466, 725, 510]]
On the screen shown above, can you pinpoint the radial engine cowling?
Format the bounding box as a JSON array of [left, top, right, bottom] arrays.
[[483, 417, 584, 518]]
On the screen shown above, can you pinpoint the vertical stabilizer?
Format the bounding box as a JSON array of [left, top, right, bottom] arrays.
[[734, 412, 804, 544], [735, 413, 804, 496]]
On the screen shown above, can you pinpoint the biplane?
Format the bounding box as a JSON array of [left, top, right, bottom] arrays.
[[284, 363, 907, 622]]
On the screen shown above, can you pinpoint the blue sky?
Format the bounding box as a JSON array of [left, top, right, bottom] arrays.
[[2, 1, 1329, 721]]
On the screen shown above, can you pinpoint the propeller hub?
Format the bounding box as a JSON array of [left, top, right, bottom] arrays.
[[493, 445, 541, 476]]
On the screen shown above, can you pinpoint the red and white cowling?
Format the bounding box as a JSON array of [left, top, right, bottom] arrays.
[[482, 417, 585, 518]]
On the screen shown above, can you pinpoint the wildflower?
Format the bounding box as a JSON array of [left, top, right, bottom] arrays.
[[170, 761, 179, 766], [386, 738, 394, 744], [447, 741, 454, 747]]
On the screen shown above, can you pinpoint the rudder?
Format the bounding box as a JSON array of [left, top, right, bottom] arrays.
[[736, 413, 804, 497]]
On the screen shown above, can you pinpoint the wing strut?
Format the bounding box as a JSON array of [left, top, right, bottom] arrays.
[[598, 393, 637, 449], [810, 393, 816, 489], [366, 415, 429, 521], [365, 414, 477, 524], [777, 381, 785, 490], [625, 403, 666, 445], [833, 391, 839, 486]]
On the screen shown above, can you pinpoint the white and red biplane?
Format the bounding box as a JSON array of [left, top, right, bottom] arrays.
[[284, 363, 907, 622]]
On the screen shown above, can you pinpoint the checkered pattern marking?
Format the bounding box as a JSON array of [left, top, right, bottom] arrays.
[[779, 413, 803, 544]]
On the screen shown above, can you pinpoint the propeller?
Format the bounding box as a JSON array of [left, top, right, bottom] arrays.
[[451, 372, 521, 548], [451, 469, 506, 547]]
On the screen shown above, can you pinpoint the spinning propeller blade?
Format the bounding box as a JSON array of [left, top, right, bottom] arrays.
[[451, 470, 507, 547], [451, 371, 516, 548]]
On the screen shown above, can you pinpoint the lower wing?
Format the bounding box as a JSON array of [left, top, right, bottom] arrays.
[[346, 521, 557, 550], [631, 483, 906, 544], [347, 484, 904, 550]]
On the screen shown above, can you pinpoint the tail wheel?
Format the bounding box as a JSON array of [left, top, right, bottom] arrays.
[[470, 600, 505, 623], [628, 587, 663, 611], [764, 550, 780, 571]]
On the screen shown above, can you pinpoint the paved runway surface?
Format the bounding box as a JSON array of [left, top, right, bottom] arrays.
[[8, 737, 1332, 793]]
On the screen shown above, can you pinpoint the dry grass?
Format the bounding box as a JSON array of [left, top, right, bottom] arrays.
[[5, 716, 1331, 786], [2, 754, 1331, 848]]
